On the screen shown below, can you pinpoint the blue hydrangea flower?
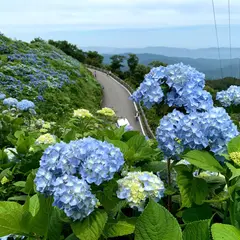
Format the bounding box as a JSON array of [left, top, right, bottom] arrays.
[[216, 85, 240, 107], [17, 99, 35, 111], [156, 109, 185, 158], [0, 93, 6, 100], [34, 142, 71, 194], [75, 137, 124, 185], [130, 63, 213, 112], [52, 175, 98, 221], [130, 67, 165, 108], [3, 97, 18, 107], [117, 171, 165, 211], [156, 107, 239, 158]]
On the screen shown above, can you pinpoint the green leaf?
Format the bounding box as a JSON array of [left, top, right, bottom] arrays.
[[65, 234, 79, 240], [47, 208, 63, 240], [226, 162, 240, 180], [63, 129, 76, 143], [24, 194, 54, 236], [71, 210, 108, 240], [229, 190, 240, 229], [184, 150, 224, 173], [176, 166, 208, 208], [0, 201, 23, 236], [105, 139, 129, 154], [228, 135, 240, 154], [133, 146, 156, 161], [8, 195, 28, 201], [14, 181, 26, 188], [141, 161, 167, 173], [103, 218, 136, 238], [16, 134, 34, 154], [122, 131, 140, 141], [182, 204, 212, 224], [211, 223, 240, 240], [24, 170, 36, 194], [135, 199, 182, 240], [127, 135, 147, 152], [0, 149, 8, 164], [114, 126, 125, 140], [183, 220, 210, 240]]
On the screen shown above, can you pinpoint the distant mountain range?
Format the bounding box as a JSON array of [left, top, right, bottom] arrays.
[[102, 53, 240, 80], [81, 46, 240, 79], [81, 46, 240, 60]]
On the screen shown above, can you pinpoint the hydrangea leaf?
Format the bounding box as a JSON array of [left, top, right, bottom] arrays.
[[105, 139, 129, 154], [21, 194, 55, 237], [228, 135, 240, 154], [211, 224, 240, 240], [127, 134, 147, 152], [103, 217, 137, 238], [135, 199, 182, 240], [229, 190, 240, 229], [182, 204, 212, 223], [175, 165, 208, 208], [0, 201, 24, 237], [183, 219, 211, 240], [71, 210, 108, 240], [226, 162, 240, 180], [183, 150, 224, 173]]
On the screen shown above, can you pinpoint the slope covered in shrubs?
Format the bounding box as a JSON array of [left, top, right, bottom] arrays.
[[0, 34, 102, 122]]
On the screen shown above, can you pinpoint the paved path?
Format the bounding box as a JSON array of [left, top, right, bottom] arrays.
[[89, 69, 143, 133]]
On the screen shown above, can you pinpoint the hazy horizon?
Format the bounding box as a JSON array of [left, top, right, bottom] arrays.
[[1, 0, 240, 48]]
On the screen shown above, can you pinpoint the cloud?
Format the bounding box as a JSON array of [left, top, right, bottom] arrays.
[[1, 0, 240, 29]]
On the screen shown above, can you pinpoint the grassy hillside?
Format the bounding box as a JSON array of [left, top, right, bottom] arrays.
[[0, 34, 102, 122]]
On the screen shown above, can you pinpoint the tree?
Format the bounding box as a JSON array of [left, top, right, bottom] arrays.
[[148, 60, 167, 68], [127, 54, 139, 74], [48, 40, 86, 63], [110, 55, 125, 73], [132, 64, 151, 87], [85, 51, 104, 68]]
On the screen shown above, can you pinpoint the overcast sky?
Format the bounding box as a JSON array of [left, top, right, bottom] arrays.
[[1, 0, 240, 48]]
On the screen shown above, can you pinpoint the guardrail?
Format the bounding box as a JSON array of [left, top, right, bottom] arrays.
[[85, 64, 156, 139]]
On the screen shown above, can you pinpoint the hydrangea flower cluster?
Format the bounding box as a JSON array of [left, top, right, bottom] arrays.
[[216, 85, 240, 107], [35, 137, 124, 220], [77, 137, 124, 185], [156, 107, 239, 158], [3, 97, 18, 107], [230, 152, 240, 166], [17, 99, 35, 111], [4, 148, 18, 162], [35, 133, 57, 145], [130, 63, 213, 112], [0, 93, 6, 100], [97, 107, 116, 117], [73, 109, 93, 118], [131, 67, 165, 108], [52, 175, 98, 221], [117, 171, 165, 211]]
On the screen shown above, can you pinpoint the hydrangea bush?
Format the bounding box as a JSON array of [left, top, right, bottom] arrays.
[[35, 137, 125, 220], [216, 85, 240, 107]]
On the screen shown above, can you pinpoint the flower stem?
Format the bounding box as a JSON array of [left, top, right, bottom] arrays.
[[167, 158, 172, 212]]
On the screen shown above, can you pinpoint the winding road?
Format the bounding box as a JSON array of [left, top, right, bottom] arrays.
[[89, 69, 144, 134]]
